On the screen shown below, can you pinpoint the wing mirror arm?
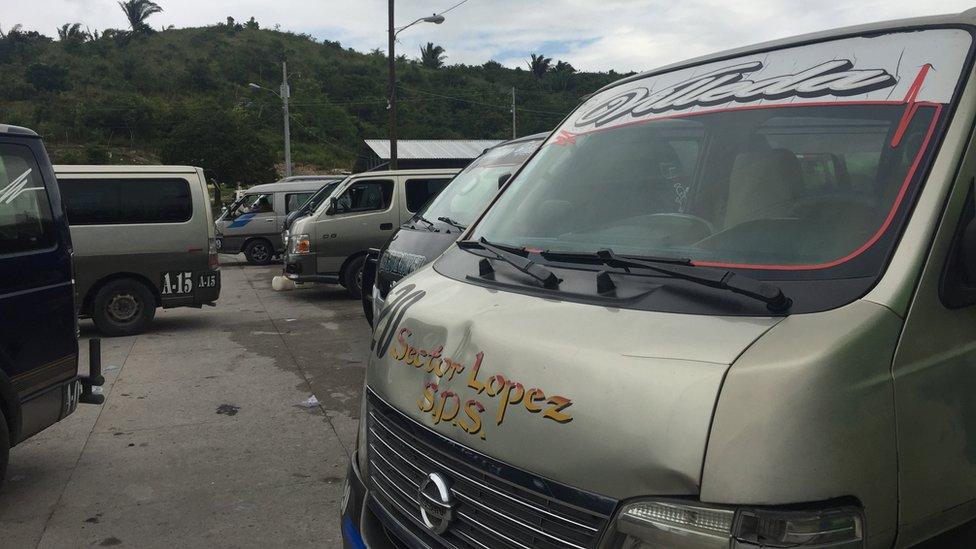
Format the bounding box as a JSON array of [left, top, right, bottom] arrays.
[[327, 196, 339, 215]]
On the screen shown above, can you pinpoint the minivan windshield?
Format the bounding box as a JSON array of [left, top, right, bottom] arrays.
[[227, 193, 272, 217], [304, 181, 343, 214], [419, 137, 543, 229], [472, 30, 971, 275]]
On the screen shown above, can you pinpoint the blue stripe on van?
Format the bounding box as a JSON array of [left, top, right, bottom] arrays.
[[227, 213, 256, 228]]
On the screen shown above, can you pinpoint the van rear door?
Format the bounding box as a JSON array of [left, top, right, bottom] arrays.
[[0, 139, 77, 438]]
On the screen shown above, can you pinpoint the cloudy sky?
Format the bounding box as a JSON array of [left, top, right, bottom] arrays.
[[4, 1, 974, 72]]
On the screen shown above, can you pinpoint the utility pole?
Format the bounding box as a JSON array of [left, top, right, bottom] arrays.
[[511, 87, 516, 139], [281, 61, 292, 178], [386, 5, 444, 171], [388, 0, 398, 170]]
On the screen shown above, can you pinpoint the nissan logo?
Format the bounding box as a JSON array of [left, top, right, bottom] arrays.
[[418, 472, 456, 534]]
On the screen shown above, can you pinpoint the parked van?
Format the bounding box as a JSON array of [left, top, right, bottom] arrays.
[[284, 169, 457, 298], [343, 12, 976, 549], [215, 178, 342, 265], [1, 126, 102, 487], [362, 134, 547, 325], [56, 165, 221, 336]]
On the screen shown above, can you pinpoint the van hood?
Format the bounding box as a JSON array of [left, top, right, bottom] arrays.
[[366, 268, 784, 499]]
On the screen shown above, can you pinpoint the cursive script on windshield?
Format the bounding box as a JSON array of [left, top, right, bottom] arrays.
[[574, 59, 898, 130]]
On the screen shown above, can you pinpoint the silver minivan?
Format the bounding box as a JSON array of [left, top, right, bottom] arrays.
[[284, 168, 457, 297], [215, 178, 343, 265], [56, 165, 220, 336], [342, 11, 976, 549]]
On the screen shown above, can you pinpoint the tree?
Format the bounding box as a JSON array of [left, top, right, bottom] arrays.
[[419, 42, 446, 69], [161, 109, 277, 185], [118, 0, 163, 35], [57, 23, 89, 42], [25, 63, 71, 92], [549, 60, 577, 91], [528, 53, 552, 78]]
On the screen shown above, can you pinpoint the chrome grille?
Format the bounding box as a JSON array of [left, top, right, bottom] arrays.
[[366, 393, 614, 549]]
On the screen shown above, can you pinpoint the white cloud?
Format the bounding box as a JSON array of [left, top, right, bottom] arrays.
[[2, 0, 974, 72]]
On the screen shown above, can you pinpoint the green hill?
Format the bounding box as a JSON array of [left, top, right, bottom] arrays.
[[0, 19, 624, 184]]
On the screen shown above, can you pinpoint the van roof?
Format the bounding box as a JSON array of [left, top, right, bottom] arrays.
[[54, 165, 200, 174], [0, 124, 39, 138], [245, 180, 342, 193], [593, 9, 976, 97], [351, 168, 460, 178]]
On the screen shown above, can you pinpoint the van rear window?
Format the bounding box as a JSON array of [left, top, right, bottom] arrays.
[[0, 144, 55, 254], [58, 178, 192, 225]]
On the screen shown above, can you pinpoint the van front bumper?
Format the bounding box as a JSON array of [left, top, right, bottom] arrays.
[[283, 254, 339, 284]]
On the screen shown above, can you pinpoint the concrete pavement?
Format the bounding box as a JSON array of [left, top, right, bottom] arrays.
[[0, 256, 371, 548]]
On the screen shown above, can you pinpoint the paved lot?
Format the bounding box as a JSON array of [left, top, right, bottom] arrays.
[[0, 256, 370, 548]]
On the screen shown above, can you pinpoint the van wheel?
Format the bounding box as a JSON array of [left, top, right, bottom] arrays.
[[92, 279, 156, 336], [0, 407, 8, 492], [343, 256, 366, 299], [244, 239, 274, 265]]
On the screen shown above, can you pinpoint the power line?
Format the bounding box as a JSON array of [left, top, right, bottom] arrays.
[[439, 0, 471, 16]]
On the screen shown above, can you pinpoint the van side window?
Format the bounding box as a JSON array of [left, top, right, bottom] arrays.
[[336, 180, 393, 214], [405, 178, 451, 212], [286, 192, 313, 214], [0, 144, 55, 255], [58, 178, 192, 225]]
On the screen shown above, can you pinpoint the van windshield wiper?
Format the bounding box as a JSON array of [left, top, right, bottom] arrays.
[[437, 216, 467, 231], [414, 216, 438, 231], [458, 238, 561, 289], [542, 249, 792, 312]]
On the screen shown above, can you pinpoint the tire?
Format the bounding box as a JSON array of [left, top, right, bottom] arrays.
[[343, 255, 366, 299], [92, 279, 157, 336], [244, 239, 274, 265], [0, 407, 9, 493]]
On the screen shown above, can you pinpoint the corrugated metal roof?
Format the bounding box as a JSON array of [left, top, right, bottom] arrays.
[[364, 139, 504, 160]]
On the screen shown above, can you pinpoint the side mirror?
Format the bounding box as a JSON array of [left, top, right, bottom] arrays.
[[498, 173, 512, 189], [327, 196, 339, 215]]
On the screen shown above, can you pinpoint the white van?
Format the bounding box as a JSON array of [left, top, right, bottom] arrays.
[[56, 165, 220, 336], [215, 178, 344, 265], [342, 11, 976, 549], [284, 168, 458, 297]]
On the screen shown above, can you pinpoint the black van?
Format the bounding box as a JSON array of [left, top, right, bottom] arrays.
[[0, 125, 102, 487]]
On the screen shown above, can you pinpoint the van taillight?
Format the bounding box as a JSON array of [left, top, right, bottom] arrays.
[[208, 237, 219, 269]]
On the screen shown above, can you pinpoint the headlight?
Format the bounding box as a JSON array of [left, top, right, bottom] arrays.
[[611, 499, 863, 548], [290, 234, 311, 254]]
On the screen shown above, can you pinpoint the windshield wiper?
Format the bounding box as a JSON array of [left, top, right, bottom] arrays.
[[415, 216, 438, 231], [437, 216, 467, 231], [543, 249, 791, 312], [458, 238, 561, 289]]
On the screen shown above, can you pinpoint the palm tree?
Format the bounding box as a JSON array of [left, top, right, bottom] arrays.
[[528, 53, 552, 78], [553, 60, 575, 74], [118, 0, 163, 35], [57, 23, 89, 42], [419, 42, 446, 69]]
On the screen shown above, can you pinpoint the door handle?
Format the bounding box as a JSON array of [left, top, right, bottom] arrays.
[[380, 223, 393, 230], [264, 218, 275, 223]]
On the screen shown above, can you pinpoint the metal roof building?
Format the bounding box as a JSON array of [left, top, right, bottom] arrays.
[[356, 139, 504, 172]]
